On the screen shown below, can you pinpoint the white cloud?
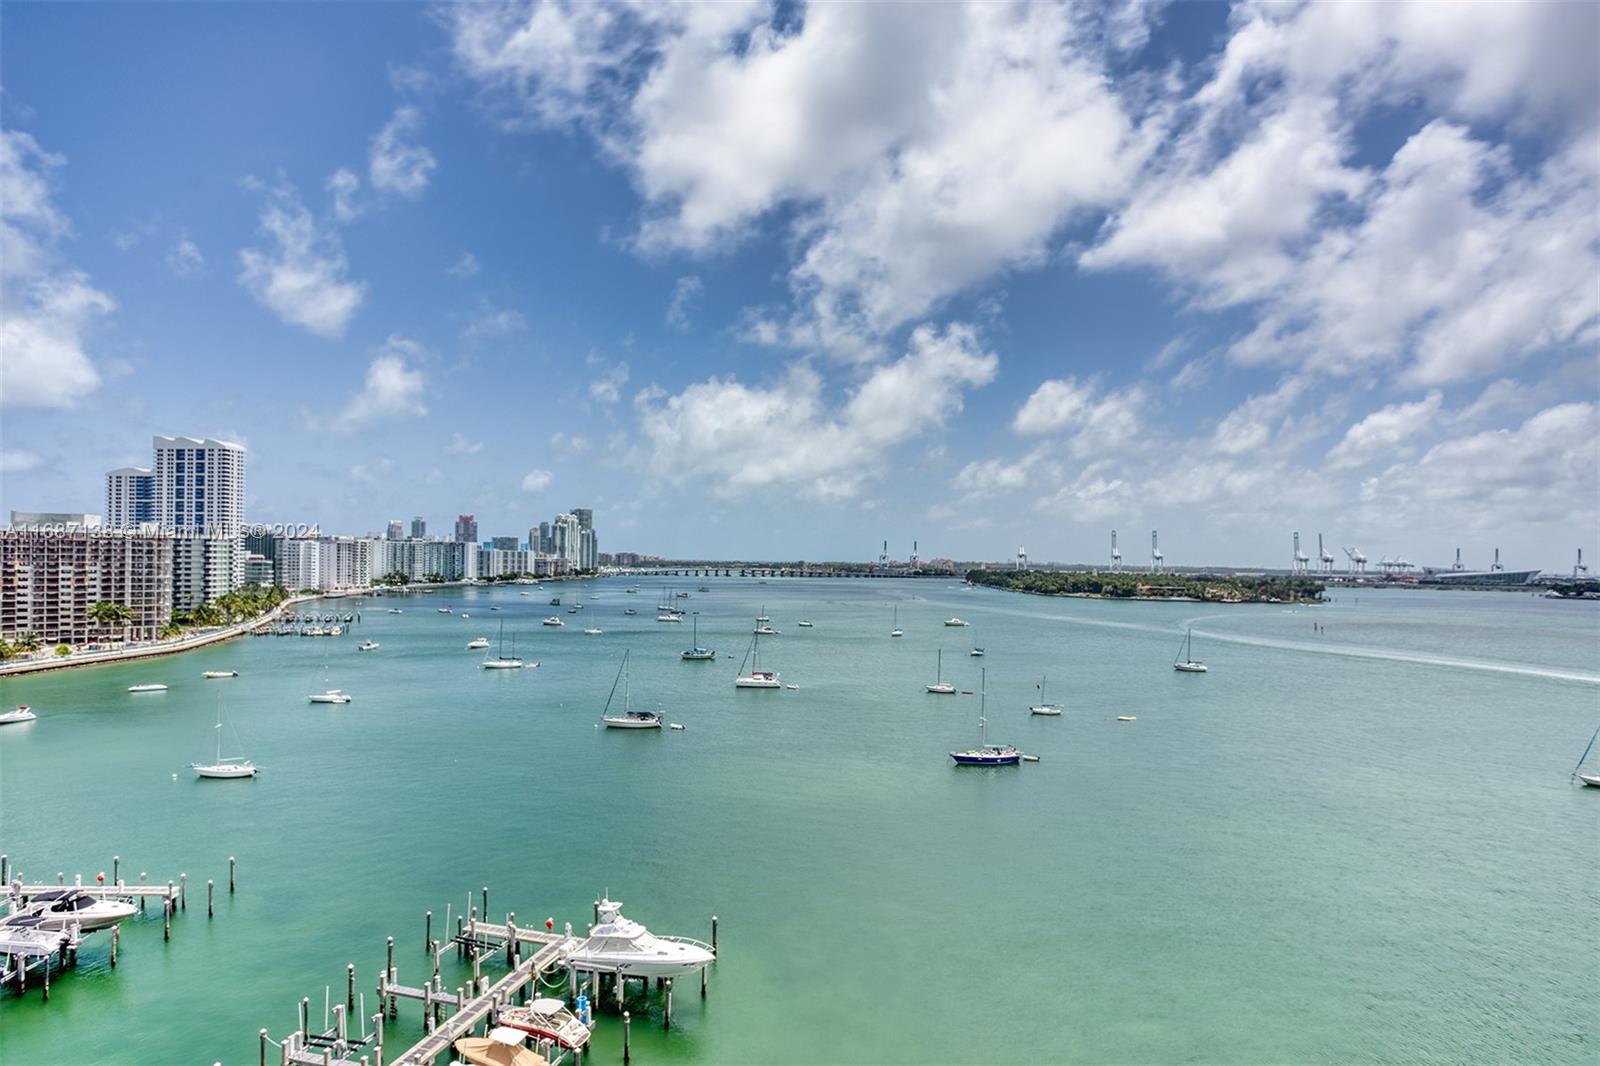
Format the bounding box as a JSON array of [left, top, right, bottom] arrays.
[[665, 274, 701, 330], [1014, 377, 1096, 436], [0, 129, 113, 409], [446, 432, 484, 455], [0, 448, 42, 473], [369, 106, 437, 198], [332, 337, 427, 431], [326, 168, 362, 222], [166, 237, 204, 278], [589, 361, 630, 404], [521, 469, 554, 492], [954, 449, 1050, 494], [463, 301, 527, 341], [238, 181, 365, 337], [1326, 392, 1444, 470], [1012, 376, 1147, 459], [637, 322, 996, 498], [448, 252, 480, 278], [550, 431, 592, 453]]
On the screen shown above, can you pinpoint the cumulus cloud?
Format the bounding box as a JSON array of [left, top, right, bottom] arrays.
[[1012, 376, 1147, 459], [589, 361, 630, 404], [0, 128, 113, 408], [332, 336, 427, 431], [637, 322, 997, 498], [326, 168, 362, 222], [239, 180, 365, 337], [463, 301, 527, 341], [521, 469, 553, 492], [369, 106, 437, 198], [665, 274, 701, 330], [446, 432, 484, 455], [1326, 392, 1444, 470]]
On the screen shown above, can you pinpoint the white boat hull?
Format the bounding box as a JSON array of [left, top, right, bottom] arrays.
[[482, 660, 525, 669], [1030, 706, 1063, 716], [0, 709, 38, 724], [602, 717, 662, 730], [202, 671, 238, 679], [735, 677, 781, 689], [193, 762, 258, 779], [30, 900, 138, 932], [128, 685, 168, 693], [309, 692, 352, 703], [926, 684, 957, 694], [1579, 773, 1600, 788], [1174, 662, 1208, 673]]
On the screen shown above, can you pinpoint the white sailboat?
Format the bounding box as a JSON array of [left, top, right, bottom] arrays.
[[1572, 723, 1600, 787], [308, 655, 352, 702], [926, 649, 956, 694], [191, 695, 257, 779], [128, 683, 168, 693], [483, 620, 524, 669], [890, 604, 904, 638], [734, 630, 781, 689], [1030, 674, 1062, 716], [600, 651, 663, 729], [467, 637, 491, 649], [1173, 628, 1207, 672]]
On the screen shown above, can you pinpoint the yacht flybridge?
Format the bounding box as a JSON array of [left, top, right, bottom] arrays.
[[563, 899, 716, 978], [926, 649, 956, 694], [734, 630, 780, 689]]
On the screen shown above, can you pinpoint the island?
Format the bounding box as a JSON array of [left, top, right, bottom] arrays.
[[966, 568, 1325, 603]]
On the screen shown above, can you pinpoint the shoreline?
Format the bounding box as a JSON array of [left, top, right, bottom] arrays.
[[0, 594, 315, 678]]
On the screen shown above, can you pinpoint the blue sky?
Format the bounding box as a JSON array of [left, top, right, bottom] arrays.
[[3, 2, 1595, 570]]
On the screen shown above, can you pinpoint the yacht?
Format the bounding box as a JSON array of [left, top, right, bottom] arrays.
[[600, 651, 663, 729], [1173, 628, 1207, 673], [495, 998, 592, 1050], [202, 670, 238, 679], [1030, 674, 1063, 716], [437, 607, 452, 614], [191, 699, 258, 779], [128, 683, 168, 693], [482, 621, 524, 669], [543, 616, 564, 626], [756, 607, 770, 624], [944, 617, 970, 627], [734, 631, 781, 689], [890, 604, 904, 638], [681, 616, 715, 660], [7, 889, 137, 932], [563, 899, 716, 978], [950, 670, 1021, 766], [0, 706, 37, 725], [358, 640, 380, 652], [926, 649, 957, 694], [467, 637, 491, 650], [308, 689, 352, 704]]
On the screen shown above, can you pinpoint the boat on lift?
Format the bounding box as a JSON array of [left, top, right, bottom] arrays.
[[496, 998, 592, 1050], [950, 670, 1021, 766], [600, 651, 663, 729], [563, 899, 716, 978], [7, 888, 137, 932], [452, 1030, 544, 1066], [734, 630, 781, 689], [1173, 628, 1207, 672], [202, 670, 238, 679], [0, 706, 37, 725], [926, 649, 956, 694], [1030, 674, 1063, 716], [681, 616, 715, 660]]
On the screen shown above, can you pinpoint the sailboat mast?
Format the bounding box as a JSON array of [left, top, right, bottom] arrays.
[[979, 668, 987, 744], [1573, 722, 1600, 779]]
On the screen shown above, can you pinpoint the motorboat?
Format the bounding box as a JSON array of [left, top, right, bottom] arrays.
[[676, 591, 689, 599], [753, 625, 778, 636], [460, 613, 470, 619], [656, 613, 683, 623], [309, 690, 352, 704], [756, 609, 770, 623], [970, 646, 986, 657], [583, 627, 604, 636], [600, 652, 663, 730], [438, 607, 452, 614], [358, 641, 380, 651], [7, 889, 137, 932], [496, 998, 591, 1050], [567, 608, 579, 614], [202, 670, 238, 679], [944, 617, 970, 627], [1030, 674, 1063, 716], [1118, 715, 1137, 722], [926, 649, 957, 694], [626, 586, 640, 594], [452, 1029, 547, 1066], [734, 631, 780, 689], [681, 615, 715, 660], [796, 619, 814, 628], [1174, 628, 1207, 672], [951, 670, 1021, 766], [623, 608, 638, 616], [543, 617, 564, 626], [468, 637, 491, 649], [128, 683, 168, 693], [0, 706, 37, 725], [563, 899, 716, 978], [387, 608, 403, 614], [191, 699, 257, 779], [697, 585, 710, 593]]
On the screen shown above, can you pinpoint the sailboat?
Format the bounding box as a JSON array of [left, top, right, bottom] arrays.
[[890, 604, 904, 638], [756, 606, 770, 624], [681, 615, 715, 660], [950, 669, 1020, 766], [1030, 675, 1062, 716], [308, 655, 351, 702], [1573, 723, 1600, 787], [483, 619, 524, 669], [191, 695, 257, 778], [1173, 628, 1207, 672], [926, 649, 956, 694], [734, 630, 781, 689], [600, 651, 663, 729]]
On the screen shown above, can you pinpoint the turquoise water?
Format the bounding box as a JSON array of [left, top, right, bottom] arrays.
[[1, 581, 1596, 1064]]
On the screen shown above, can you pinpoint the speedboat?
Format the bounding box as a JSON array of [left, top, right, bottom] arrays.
[[496, 998, 591, 1050], [623, 608, 638, 616], [583, 627, 604, 635], [202, 670, 239, 679], [128, 683, 168, 693], [308, 690, 352, 704], [437, 607, 452, 614], [543, 617, 564, 626], [926, 649, 956, 694], [970, 646, 985, 657], [387, 608, 403, 614], [0, 706, 37, 725], [358, 641, 380, 651], [796, 620, 814, 628], [753, 625, 777, 636], [8, 889, 137, 932], [563, 899, 716, 978], [468, 637, 491, 649], [626, 586, 640, 594], [944, 617, 970, 627], [697, 586, 710, 593]]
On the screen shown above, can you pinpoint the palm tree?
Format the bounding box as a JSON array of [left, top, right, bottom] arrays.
[[16, 631, 41, 653], [87, 600, 134, 644]]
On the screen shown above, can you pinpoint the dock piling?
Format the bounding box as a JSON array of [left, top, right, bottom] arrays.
[[375, 1011, 385, 1066], [424, 911, 431, 954], [300, 996, 310, 1038], [623, 1010, 631, 1064], [347, 963, 356, 1011], [711, 915, 718, 956], [481, 885, 488, 919], [57, 871, 64, 886], [665, 977, 673, 1031], [2, 854, 8, 884], [208, 879, 214, 917], [139, 872, 147, 909], [180, 873, 187, 910], [110, 924, 118, 967], [229, 855, 236, 893], [163, 896, 172, 941], [700, 966, 706, 998], [111, 854, 118, 885], [259, 1028, 268, 1066]]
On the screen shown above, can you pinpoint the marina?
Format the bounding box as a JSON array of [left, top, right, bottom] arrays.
[[1, 579, 1596, 1063]]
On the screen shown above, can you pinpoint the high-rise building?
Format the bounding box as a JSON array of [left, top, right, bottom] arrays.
[[1, 528, 173, 644], [9, 512, 101, 530], [538, 522, 552, 554], [387, 520, 404, 541], [105, 468, 156, 528], [280, 538, 320, 591], [411, 516, 427, 539], [491, 536, 518, 552], [569, 508, 597, 569], [454, 514, 478, 544], [551, 513, 581, 568], [153, 436, 245, 610]]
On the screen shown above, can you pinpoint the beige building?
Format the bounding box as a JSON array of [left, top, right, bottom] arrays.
[[0, 529, 174, 644]]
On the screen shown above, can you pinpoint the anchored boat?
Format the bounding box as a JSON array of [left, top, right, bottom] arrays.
[[191, 696, 257, 779], [1030, 674, 1063, 716], [1174, 628, 1207, 672], [0, 706, 37, 725], [950, 670, 1021, 766], [926, 649, 956, 694], [681, 615, 715, 660], [734, 630, 780, 689], [600, 651, 663, 730]]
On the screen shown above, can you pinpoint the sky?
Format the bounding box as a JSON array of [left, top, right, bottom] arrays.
[[2, 1, 1596, 571]]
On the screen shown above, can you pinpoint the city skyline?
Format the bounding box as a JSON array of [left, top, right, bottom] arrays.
[[2, 3, 1596, 570]]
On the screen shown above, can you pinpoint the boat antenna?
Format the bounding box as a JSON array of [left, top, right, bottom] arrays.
[[1573, 722, 1600, 781]]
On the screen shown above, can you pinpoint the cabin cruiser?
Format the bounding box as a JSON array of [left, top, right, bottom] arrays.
[[944, 617, 970, 627], [656, 613, 683, 623], [496, 998, 592, 1050], [796, 619, 814, 628], [308, 690, 352, 704], [563, 900, 715, 978], [623, 608, 638, 616], [0, 706, 37, 725], [543, 617, 564, 626], [753, 625, 777, 636], [468, 637, 491, 649], [358, 641, 380, 651], [387, 608, 403, 614], [7, 889, 137, 932]]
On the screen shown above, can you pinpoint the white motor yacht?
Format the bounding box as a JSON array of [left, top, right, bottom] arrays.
[[543, 617, 565, 626], [944, 617, 970, 627], [10, 889, 137, 932], [308, 690, 352, 704], [128, 683, 168, 693], [656, 614, 683, 623], [0, 705, 37, 725], [467, 637, 491, 649], [202, 670, 239, 679], [563, 899, 715, 978], [358, 640, 379, 651], [796, 620, 814, 628]]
